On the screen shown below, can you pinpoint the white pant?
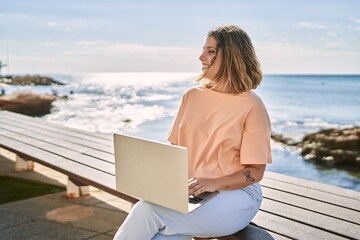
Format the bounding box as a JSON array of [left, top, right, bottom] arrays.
[[114, 183, 262, 240]]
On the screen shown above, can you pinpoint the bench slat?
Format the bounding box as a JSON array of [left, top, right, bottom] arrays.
[[0, 121, 114, 162], [265, 171, 360, 200], [261, 198, 359, 239], [0, 111, 113, 146], [0, 117, 114, 153], [0, 129, 115, 175], [262, 186, 360, 224], [0, 135, 138, 203], [1, 110, 113, 141], [261, 178, 360, 211], [252, 210, 349, 240]]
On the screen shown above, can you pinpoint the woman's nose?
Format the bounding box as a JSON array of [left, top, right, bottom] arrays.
[[199, 52, 205, 61]]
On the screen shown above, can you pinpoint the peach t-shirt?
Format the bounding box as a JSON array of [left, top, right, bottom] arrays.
[[168, 86, 272, 178]]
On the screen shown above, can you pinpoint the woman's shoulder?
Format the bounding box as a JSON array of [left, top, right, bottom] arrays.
[[182, 85, 205, 97], [247, 91, 264, 102], [245, 91, 269, 114], [245, 91, 266, 106], [182, 86, 265, 105], [185, 85, 204, 93]]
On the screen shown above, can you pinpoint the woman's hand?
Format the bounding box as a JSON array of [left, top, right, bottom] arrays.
[[188, 165, 266, 195], [188, 177, 219, 196]]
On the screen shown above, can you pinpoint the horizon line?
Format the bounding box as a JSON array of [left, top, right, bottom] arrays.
[[2, 72, 360, 76]]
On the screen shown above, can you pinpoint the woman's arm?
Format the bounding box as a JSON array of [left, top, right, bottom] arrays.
[[188, 164, 266, 196]]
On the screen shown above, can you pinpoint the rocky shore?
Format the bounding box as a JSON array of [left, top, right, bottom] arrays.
[[272, 127, 360, 167], [0, 74, 65, 86], [299, 127, 360, 166], [0, 74, 64, 116], [0, 93, 56, 116]]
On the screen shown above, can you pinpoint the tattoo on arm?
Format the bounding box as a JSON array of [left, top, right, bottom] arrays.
[[243, 170, 255, 182]]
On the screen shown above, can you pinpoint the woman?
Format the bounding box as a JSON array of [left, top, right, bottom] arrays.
[[114, 25, 272, 240]]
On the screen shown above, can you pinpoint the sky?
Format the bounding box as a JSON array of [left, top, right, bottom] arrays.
[[0, 0, 360, 74]]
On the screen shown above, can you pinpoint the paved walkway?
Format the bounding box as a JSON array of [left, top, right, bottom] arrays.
[[0, 150, 132, 240]]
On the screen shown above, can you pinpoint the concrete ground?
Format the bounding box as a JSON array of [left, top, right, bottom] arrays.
[[0, 149, 132, 240]]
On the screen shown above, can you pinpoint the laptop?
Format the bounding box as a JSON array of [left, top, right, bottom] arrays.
[[113, 133, 218, 213]]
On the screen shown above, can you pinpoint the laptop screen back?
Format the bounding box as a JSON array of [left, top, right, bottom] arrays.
[[113, 134, 189, 213]]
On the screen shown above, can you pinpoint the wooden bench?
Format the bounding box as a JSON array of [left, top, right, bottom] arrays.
[[1, 110, 359, 240]]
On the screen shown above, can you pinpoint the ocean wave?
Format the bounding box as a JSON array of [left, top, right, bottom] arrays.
[[46, 101, 170, 134], [128, 94, 179, 103]]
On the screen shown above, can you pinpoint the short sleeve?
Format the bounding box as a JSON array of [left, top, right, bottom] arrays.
[[167, 94, 186, 145], [240, 99, 272, 165]]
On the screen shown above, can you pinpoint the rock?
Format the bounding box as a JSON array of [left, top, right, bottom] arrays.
[[0, 74, 64, 86], [271, 133, 298, 146], [297, 127, 360, 166], [0, 93, 57, 116]]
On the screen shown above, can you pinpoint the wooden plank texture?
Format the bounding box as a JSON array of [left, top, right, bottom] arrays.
[[252, 211, 350, 240], [0, 118, 114, 153], [261, 198, 359, 239], [0, 111, 113, 146], [261, 178, 360, 211], [0, 110, 113, 141], [0, 135, 138, 203], [0, 129, 115, 174], [0, 121, 114, 161], [265, 171, 360, 200], [262, 186, 360, 224]]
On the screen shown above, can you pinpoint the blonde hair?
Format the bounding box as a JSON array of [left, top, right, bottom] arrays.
[[197, 25, 262, 94]]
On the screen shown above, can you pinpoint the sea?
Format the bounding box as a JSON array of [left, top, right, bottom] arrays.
[[5, 73, 360, 191]]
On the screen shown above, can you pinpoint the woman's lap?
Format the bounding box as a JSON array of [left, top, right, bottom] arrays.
[[114, 183, 262, 239], [152, 183, 262, 238]]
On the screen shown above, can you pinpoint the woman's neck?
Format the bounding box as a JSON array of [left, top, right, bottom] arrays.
[[210, 82, 230, 93]]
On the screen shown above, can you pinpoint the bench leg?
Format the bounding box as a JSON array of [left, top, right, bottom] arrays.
[[15, 155, 34, 172], [67, 178, 90, 198]]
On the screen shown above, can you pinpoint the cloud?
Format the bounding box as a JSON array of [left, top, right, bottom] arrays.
[[349, 17, 360, 24], [18, 41, 197, 73], [57, 41, 200, 72], [254, 41, 360, 74], [43, 42, 64, 47], [297, 22, 328, 29], [46, 22, 56, 27], [323, 42, 341, 48], [64, 41, 196, 56], [44, 21, 86, 30], [327, 31, 337, 37]]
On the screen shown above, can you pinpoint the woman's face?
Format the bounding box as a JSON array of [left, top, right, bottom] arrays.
[[199, 36, 222, 80]]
